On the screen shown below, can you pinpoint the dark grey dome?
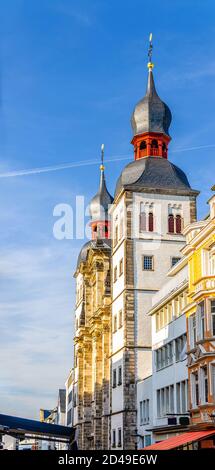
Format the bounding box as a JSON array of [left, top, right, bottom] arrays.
[[75, 238, 111, 273], [115, 157, 198, 199], [89, 169, 113, 221], [131, 69, 172, 137]]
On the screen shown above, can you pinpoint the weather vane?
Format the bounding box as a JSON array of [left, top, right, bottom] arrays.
[[148, 33, 154, 69], [100, 144, 105, 171]]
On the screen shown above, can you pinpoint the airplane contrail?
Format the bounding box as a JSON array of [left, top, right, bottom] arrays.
[[0, 143, 214, 178]]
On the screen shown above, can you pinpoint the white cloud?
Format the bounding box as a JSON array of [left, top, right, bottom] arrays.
[[0, 243, 78, 419]]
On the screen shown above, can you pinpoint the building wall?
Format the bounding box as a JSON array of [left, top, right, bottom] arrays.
[[182, 195, 215, 425], [110, 189, 196, 449]]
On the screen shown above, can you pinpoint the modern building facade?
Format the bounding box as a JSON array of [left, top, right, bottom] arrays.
[[137, 259, 190, 447]]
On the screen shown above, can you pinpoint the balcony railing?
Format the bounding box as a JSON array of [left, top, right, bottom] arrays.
[[194, 276, 215, 294]]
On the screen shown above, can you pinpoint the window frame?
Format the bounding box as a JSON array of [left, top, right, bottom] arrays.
[[143, 255, 154, 271]]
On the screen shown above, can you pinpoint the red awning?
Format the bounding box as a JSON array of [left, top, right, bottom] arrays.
[[144, 430, 215, 450]]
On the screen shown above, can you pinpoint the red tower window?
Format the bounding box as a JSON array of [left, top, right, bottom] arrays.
[[176, 214, 182, 234], [168, 214, 174, 233], [151, 139, 158, 148], [140, 140, 147, 150], [148, 212, 154, 232]]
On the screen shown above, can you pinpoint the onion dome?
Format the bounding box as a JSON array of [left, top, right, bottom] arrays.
[[131, 67, 172, 137], [75, 238, 111, 273], [89, 146, 113, 222]]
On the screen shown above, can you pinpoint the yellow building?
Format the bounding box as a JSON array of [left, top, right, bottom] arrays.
[[182, 186, 215, 425], [72, 162, 113, 449]]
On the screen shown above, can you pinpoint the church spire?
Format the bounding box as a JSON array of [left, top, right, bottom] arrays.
[[89, 145, 113, 240], [131, 34, 172, 160]]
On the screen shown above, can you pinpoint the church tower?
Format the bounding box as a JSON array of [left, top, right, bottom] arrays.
[[109, 36, 199, 449], [73, 150, 113, 449]]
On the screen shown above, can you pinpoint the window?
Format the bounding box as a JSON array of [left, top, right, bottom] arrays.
[[171, 257, 181, 268], [176, 334, 187, 361], [212, 364, 215, 398], [151, 139, 158, 148], [176, 380, 188, 414], [199, 302, 205, 339], [114, 225, 118, 247], [192, 372, 199, 408], [73, 393, 77, 407], [112, 430, 116, 448], [113, 369, 117, 388], [140, 401, 143, 424], [168, 214, 174, 233], [176, 214, 182, 233], [148, 212, 154, 232], [114, 266, 117, 283], [139, 205, 147, 232], [202, 366, 208, 403], [211, 300, 215, 336], [118, 309, 123, 329], [156, 341, 174, 370], [118, 366, 122, 386], [113, 314, 117, 333], [118, 428, 122, 447], [68, 391, 73, 403], [157, 385, 174, 417], [144, 435, 151, 447], [140, 400, 150, 424], [119, 258, 123, 276], [189, 314, 197, 349], [140, 140, 147, 150], [67, 409, 72, 425], [143, 255, 153, 271]]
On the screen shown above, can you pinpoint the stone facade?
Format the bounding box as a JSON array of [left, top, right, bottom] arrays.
[[73, 243, 111, 449]]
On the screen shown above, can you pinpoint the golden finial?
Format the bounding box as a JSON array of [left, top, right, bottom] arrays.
[[100, 144, 105, 171], [147, 33, 154, 69]]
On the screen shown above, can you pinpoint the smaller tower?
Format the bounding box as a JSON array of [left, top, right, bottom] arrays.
[[89, 144, 113, 240], [131, 34, 172, 160]]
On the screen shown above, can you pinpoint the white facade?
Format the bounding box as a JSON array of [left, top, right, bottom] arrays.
[[136, 261, 189, 446], [137, 375, 152, 449]]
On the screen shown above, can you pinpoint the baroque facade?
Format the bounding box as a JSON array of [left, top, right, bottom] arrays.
[[70, 52, 200, 449], [182, 188, 215, 425], [73, 164, 113, 449]]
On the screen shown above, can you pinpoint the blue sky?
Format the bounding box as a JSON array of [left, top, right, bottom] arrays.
[[0, 0, 215, 419]]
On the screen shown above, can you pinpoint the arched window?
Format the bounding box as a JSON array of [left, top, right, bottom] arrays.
[[176, 214, 182, 233], [139, 207, 146, 232], [148, 212, 154, 232], [168, 214, 174, 233], [140, 140, 147, 150], [151, 139, 158, 148]]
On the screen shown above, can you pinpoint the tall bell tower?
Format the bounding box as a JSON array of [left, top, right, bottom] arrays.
[[109, 35, 199, 450]]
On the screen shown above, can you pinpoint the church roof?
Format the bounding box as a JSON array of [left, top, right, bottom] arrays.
[[75, 238, 111, 273], [89, 168, 113, 222], [114, 157, 198, 199], [131, 68, 172, 137]]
